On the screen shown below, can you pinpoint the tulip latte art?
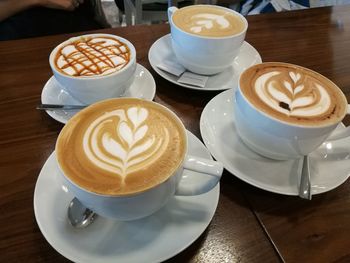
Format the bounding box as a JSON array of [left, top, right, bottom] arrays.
[[54, 36, 130, 77], [172, 5, 245, 37], [240, 63, 347, 126], [56, 99, 186, 195]]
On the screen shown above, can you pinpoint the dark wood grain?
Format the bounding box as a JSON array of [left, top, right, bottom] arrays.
[[1, 5, 350, 263]]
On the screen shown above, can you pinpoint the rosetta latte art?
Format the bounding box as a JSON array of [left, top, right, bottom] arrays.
[[255, 71, 332, 118], [83, 107, 169, 180]]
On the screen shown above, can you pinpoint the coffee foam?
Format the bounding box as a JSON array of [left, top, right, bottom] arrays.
[[56, 99, 186, 196], [83, 107, 169, 177], [54, 36, 130, 77], [240, 63, 347, 126], [189, 14, 230, 34], [172, 6, 245, 37]]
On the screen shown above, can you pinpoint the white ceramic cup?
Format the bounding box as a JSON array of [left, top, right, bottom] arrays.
[[56, 100, 223, 220], [234, 66, 350, 160], [168, 5, 248, 75], [49, 33, 137, 104]]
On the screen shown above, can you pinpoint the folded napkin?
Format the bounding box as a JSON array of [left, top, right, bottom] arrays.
[[157, 59, 209, 88]]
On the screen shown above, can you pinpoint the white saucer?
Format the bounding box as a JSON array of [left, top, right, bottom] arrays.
[[200, 88, 350, 195], [34, 131, 220, 263], [148, 34, 262, 91], [41, 64, 156, 124]]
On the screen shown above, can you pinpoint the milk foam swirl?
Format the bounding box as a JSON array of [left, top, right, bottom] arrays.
[[190, 13, 230, 34], [83, 107, 169, 180], [172, 6, 245, 37], [55, 36, 130, 77], [254, 70, 331, 118]]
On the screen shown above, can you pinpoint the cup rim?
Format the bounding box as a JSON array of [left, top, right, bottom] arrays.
[[237, 62, 348, 129], [49, 33, 136, 80], [170, 4, 248, 40], [56, 97, 188, 198]]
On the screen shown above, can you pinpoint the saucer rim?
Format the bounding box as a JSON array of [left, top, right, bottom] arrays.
[[200, 88, 350, 196], [41, 63, 156, 124], [33, 130, 220, 263], [148, 33, 262, 91]]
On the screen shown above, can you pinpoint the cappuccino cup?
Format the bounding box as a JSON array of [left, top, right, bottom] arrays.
[[168, 5, 248, 75], [234, 62, 350, 160], [49, 33, 137, 104], [56, 98, 223, 220]]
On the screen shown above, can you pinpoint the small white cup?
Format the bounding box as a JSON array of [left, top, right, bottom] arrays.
[[56, 100, 223, 220], [49, 33, 137, 104], [168, 5, 248, 75], [234, 65, 350, 160]]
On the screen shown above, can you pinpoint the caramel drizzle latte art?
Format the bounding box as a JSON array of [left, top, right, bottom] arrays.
[[254, 70, 332, 119], [83, 107, 169, 181], [55, 36, 130, 77]]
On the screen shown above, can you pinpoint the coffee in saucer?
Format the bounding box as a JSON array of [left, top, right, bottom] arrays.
[[56, 98, 222, 220], [168, 5, 248, 75], [49, 34, 137, 104], [234, 62, 349, 160]]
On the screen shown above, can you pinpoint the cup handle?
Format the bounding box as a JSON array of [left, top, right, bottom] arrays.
[[175, 155, 223, 196], [167, 6, 178, 20], [327, 104, 350, 141]]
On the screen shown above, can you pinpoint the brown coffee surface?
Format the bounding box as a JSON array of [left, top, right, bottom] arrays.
[[56, 98, 186, 196], [54, 36, 130, 77], [172, 5, 245, 37], [240, 62, 348, 126]]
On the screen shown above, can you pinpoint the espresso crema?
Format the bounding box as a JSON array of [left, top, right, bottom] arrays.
[[172, 5, 245, 37], [56, 98, 186, 196], [240, 63, 348, 126], [54, 36, 130, 77]]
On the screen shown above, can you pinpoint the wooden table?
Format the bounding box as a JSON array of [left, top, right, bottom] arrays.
[[1, 5, 350, 263]]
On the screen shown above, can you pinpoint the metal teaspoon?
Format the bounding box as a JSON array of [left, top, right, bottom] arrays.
[[36, 104, 88, 111], [67, 197, 97, 228], [298, 155, 312, 200]]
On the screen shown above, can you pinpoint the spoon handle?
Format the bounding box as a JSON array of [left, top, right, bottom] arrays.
[[299, 155, 312, 200], [36, 104, 88, 110]]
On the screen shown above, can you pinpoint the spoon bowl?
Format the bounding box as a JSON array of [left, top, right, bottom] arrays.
[[67, 197, 97, 228]]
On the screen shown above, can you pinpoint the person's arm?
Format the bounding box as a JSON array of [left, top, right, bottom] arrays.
[[0, 0, 83, 22], [0, 0, 39, 21]]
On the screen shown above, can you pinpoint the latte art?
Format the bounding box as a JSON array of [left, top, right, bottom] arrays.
[[172, 5, 245, 37], [54, 36, 130, 77], [189, 13, 230, 34], [255, 70, 331, 118], [56, 98, 186, 196], [240, 63, 348, 126], [83, 107, 169, 179]]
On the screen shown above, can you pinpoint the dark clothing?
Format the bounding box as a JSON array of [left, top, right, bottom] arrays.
[[114, 0, 125, 12], [0, 1, 102, 41]]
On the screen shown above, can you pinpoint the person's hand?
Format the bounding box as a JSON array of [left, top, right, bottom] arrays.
[[0, 0, 85, 23], [38, 0, 84, 11]]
